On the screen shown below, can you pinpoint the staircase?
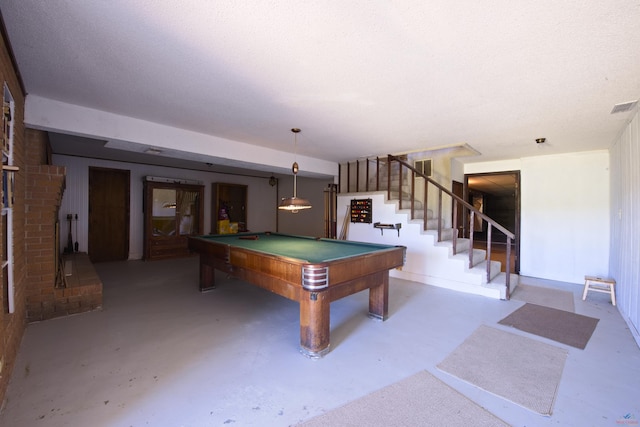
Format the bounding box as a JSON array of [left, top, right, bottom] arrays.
[[338, 155, 519, 300]]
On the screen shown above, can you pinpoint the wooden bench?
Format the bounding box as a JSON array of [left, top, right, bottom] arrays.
[[582, 275, 616, 306]]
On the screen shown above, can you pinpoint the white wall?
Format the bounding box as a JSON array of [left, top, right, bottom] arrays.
[[54, 155, 329, 259], [465, 150, 610, 284], [451, 158, 465, 184], [464, 159, 522, 175], [520, 151, 610, 283], [609, 109, 640, 343]]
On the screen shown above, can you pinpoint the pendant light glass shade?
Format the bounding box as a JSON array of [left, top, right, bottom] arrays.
[[278, 129, 312, 213], [279, 175, 312, 212], [278, 196, 312, 212]]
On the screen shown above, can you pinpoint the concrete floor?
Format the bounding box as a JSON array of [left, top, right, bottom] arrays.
[[1, 257, 638, 426]]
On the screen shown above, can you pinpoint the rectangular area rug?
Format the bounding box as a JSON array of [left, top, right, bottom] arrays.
[[498, 303, 599, 349], [437, 325, 567, 416], [297, 370, 509, 427], [510, 283, 575, 312]]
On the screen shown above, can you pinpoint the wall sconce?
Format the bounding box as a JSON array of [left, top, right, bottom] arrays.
[[278, 128, 312, 213], [269, 175, 277, 186]]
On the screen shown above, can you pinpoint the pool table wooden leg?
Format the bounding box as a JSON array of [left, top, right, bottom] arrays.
[[299, 290, 331, 358], [368, 272, 389, 321], [198, 254, 216, 292]]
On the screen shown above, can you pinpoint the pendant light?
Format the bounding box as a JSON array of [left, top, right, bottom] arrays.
[[278, 128, 312, 213]]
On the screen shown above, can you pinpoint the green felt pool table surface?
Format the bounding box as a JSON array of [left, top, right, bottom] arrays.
[[196, 232, 400, 263]]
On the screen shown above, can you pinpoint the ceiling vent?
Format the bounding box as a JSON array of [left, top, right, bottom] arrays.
[[610, 100, 638, 114]]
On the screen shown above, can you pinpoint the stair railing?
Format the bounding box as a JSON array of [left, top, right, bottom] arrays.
[[339, 155, 515, 298], [389, 155, 514, 297]]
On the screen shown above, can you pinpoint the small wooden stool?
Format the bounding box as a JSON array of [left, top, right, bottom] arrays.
[[582, 275, 616, 306]]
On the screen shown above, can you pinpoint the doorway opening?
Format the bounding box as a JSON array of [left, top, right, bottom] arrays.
[[464, 171, 520, 274]]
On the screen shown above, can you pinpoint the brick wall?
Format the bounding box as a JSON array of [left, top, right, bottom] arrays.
[[0, 23, 27, 406], [24, 132, 66, 321], [24, 130, 102, 321], [54, 253, 103, 316]]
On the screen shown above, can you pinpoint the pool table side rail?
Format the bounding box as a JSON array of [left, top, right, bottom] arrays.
[[188, 236, 405, 302]]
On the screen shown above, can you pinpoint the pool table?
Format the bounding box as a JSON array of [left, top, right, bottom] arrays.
[[188, 232, 405, 358]]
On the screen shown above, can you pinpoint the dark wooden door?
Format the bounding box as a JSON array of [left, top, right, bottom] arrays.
[[88, 167, 130, 262]]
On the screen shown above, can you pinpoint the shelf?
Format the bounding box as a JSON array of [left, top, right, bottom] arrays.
[[212, 183, 247, 234], [373, 222, 402, 236]]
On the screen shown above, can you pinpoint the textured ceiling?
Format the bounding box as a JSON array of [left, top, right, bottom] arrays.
[[1, 1, 639, 171]]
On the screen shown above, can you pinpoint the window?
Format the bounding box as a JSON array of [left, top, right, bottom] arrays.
[[414, 159, 432, 177], [2, 83, 15, 313]]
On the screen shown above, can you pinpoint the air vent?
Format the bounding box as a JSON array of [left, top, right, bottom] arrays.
[[414, 159, 432, 177], [610, 100, 638, 114]]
